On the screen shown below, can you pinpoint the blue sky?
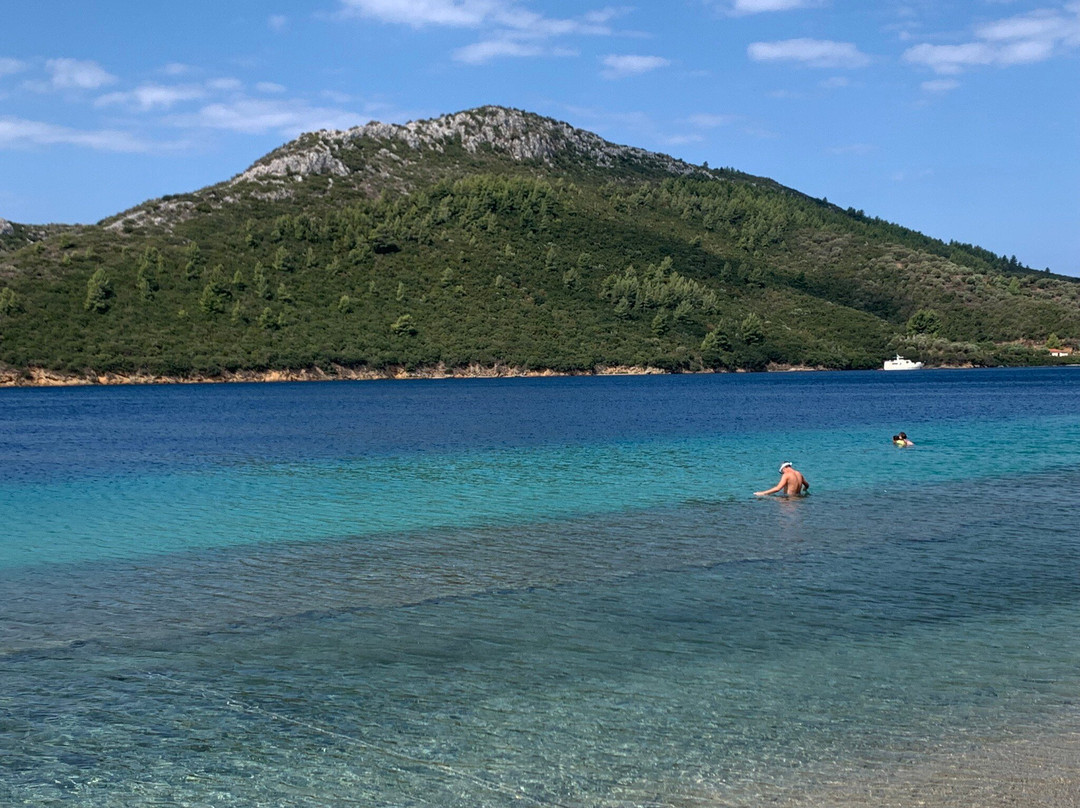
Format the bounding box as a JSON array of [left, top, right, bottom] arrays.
[[2, 0, 1078, 274]]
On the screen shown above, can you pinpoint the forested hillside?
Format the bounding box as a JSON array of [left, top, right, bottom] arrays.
[[1, 106, 1077, 381]]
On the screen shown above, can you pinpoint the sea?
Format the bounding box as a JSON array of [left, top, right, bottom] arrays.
[[2, 368, 1079, 807]]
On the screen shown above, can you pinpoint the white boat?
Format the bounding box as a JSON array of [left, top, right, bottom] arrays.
[[883, 354, 923, 371]]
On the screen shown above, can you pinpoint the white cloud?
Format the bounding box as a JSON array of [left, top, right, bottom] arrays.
[[998, 37, 1056, 63], [337, 0, 620, 61], [337, 0, 494, 27], [94, 78, 286, 113], [728, 0, 820, 14], [321, 89, 355, 104], [269, 14, 288, 31], [663, 133, 704, 146], [976, 8, 1076, 44], [921, 78, 960, 93], [830, 143, 876, 155], [207, 77, 244, 92], [173, 99, 363, 136], [686, 113, 739, 128], [162, 63, 193, 76], [903, 42, 992, 74], [499, 7, 616, 37], [903, 4, 1080, 74], [454, 39, 545, 64], [0, 58, 27, 78], [96, 84, 207, 111], [600, 54, 671, 79], [583, 8, 623, 26], [45, 58, 117, 90], [0, 115, 153, 152], [338, 0, 622, 33], [748, 38, 870, 68]]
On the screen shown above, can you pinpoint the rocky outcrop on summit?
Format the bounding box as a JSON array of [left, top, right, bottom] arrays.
[[0, 218, 13, 236], [232, 106, 703, 186], [343, 106, 698, 173]]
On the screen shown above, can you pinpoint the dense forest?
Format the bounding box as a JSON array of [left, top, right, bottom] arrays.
[[1, 106, 1077, 381]]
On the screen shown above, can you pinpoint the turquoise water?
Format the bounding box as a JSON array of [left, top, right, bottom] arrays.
[[2, 369, 1080, 805]]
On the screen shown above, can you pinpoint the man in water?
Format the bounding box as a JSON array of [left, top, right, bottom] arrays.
[[755, 462, 810, 497]]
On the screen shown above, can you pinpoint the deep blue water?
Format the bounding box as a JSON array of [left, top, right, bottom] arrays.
[[2, 368, 1080, 806]]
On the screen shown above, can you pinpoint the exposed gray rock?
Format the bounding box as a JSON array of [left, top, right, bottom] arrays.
[[250, 186, 296, 203], [104, 199, 198, 232], [231, 140, 348, 185], [339, 106, 698, 175], [0, 218, 14, 236]]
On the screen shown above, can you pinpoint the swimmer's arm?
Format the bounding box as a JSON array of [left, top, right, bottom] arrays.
[[754, 481, 784, 496]]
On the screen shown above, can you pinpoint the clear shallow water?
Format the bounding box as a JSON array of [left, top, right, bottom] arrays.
[[2, 368, 1080, 806]]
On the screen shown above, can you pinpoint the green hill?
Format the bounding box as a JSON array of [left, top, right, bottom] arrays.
[[1, 105, 1077, 381]]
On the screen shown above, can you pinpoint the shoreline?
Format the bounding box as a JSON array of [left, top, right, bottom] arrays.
[[0, 362, 763, 388], [0, 361, 985, 388]]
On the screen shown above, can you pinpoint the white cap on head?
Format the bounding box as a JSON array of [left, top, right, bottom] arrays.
[[778, 462, 793, 473]]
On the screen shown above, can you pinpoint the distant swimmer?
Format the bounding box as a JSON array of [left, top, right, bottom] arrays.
[[893, 431, 914, 447], [755, 461, 810, 497]]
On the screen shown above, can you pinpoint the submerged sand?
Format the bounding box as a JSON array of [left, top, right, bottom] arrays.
[[705, 717, 1080, 808]]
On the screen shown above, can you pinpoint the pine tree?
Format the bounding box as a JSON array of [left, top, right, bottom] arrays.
[[84, 269, 113, 313]]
